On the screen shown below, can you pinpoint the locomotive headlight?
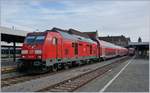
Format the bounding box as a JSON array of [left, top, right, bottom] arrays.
[[35, 50, 42, 54], [22, 55, 25, 58], [21, 50, 28, 54]]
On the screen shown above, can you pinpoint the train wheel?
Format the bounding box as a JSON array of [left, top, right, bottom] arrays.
[[41, 67, 51, 73], [101, 57, 105, 61], [64, 64, 69, 70], [98, 58, 102, 62], [51, 65, 58, 72], [84, 60, 88, 64], [17, 63, 27, 72], [31, 66, 49, 74], [57, 63, 63, 70]]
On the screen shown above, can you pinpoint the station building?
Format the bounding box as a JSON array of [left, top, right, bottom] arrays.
[[128, 42, 149, 57], [83, 31, 130, 47], [98, 35, 131, 47], [1, 26, 29, 62]]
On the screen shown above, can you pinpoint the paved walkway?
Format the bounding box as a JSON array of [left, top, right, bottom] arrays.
[[76, 57, 149, 92], [104, 57, 149, 92]]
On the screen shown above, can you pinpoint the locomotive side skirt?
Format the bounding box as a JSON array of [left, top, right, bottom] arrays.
[[45, 56, 98, 66]]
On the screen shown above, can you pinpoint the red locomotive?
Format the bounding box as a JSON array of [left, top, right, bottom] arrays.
[[17, 27, 128, 73]]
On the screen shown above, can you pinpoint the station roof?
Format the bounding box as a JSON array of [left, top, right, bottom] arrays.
[[1, 26, 29, 43], [129, 42, 149, 46], [128, 42, 149, 50]]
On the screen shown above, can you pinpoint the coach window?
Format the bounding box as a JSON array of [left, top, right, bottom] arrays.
[[90, 45, 92, 54], [72, 42, 74, 47], [75, 43, 78, 55], [52, 37, 58, 45]]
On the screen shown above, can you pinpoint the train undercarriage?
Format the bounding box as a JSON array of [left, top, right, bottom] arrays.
[[17, 57, 102, 74]]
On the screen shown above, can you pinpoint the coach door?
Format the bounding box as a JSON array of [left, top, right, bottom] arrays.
[[52, 37, 62, 59], [52, 37, 58, 58], [74, 42, 78, 56]]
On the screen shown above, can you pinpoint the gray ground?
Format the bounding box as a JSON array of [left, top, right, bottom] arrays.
[[75, 57, 149, 92]]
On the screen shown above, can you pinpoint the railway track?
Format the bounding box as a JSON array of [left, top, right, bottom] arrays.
[[1, 68, 68, 87], [1, 56, 129, 89], [1, 66, 17, 74], [1, 61, 97, 87], [38, 56, 129, 92]]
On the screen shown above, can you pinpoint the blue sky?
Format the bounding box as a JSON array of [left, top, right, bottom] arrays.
[[1, 0, 150, 42]]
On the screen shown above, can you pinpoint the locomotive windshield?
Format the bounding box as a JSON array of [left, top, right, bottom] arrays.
[[25, 36, 35, 44], [25, 35, 45, 44], [34, 36, 45, 43]]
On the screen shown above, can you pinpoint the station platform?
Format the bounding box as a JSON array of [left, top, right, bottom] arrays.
[[76, 56, 149, 92]]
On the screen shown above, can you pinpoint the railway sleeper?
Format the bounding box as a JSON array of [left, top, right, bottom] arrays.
[[50, 89, 68, 92]]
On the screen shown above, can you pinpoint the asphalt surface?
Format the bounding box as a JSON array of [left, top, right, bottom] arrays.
[[75, 56, 149, 92]]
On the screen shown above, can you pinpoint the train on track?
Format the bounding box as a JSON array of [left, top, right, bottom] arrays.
[[17, 27, 130, 73], [128, 48, 135, 56]]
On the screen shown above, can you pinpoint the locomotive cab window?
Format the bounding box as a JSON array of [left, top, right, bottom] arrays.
[[24, 36, 35, 44], [52, 37, 58, 45], [35, 36, 45, 43], [25, 35, 45, 44]]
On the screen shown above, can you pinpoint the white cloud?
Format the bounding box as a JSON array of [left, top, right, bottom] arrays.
[[1, 0, 150, 42]]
